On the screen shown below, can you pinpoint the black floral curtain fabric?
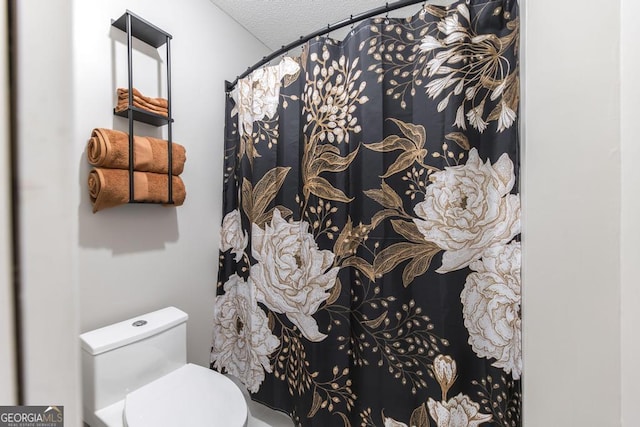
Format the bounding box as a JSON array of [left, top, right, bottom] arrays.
[[211, 1, 521, 426]]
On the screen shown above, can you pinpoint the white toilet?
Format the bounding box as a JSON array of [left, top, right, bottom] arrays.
[[80, 307, 248, 427]]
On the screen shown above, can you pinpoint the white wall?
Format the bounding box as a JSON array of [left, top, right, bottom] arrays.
[[620, 0, 640, 424], [16, 0, 80, 423], [15, 0, 267, 423], [15, 0, 80, 425], [522, 0, 622, 425], [0, 0, 17, 405], [73, 0, 268, 368]]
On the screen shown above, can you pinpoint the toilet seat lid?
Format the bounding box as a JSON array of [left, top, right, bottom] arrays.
[[124, 363, 247, 427]]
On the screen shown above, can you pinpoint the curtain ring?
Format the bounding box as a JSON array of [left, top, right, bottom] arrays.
[[384, 3, 390, 25], [350, 15, 355, 35]]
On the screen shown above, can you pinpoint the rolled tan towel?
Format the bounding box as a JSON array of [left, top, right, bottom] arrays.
[[117, 87, 168, 108], [87, 128, 186, 175], [88, 167, 186, 213], [115, 99, 169, 117]]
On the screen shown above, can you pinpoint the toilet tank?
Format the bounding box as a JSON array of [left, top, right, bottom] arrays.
[[80, 307, 188, 419]]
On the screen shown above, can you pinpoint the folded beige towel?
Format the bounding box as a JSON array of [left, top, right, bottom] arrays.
[[87, 128, 186, 175], [117, 87, 168, 108], [88, 167, 186, 213]]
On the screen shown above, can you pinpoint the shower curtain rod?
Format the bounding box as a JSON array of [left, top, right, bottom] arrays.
[[225, 0, 428, 92]]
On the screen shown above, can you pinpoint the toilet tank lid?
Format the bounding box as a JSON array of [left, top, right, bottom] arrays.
[[80, 307, 188, 355]]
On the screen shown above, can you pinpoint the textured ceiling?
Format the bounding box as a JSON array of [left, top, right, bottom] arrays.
[[209, 0, 455, 51]]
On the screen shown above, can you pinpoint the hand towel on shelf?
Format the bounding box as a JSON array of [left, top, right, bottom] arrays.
[[88, 167, 186, 213], [117, 87, 168, 108], [116, 88, 169, 116], [87, 128, 186, 175], [115, 99, 168, 117]]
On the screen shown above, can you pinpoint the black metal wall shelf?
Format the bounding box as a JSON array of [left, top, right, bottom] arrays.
[[112, 10, 172, 48], [114, 106, 173, 127], [111, 10, 174, 204]]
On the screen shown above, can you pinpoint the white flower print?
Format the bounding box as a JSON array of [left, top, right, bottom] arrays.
[[454, 105, 467, 130], [232, 57, 300, 137], [420, 35, 444, 53], [220, 209, 248, 262], [461, 242, 522, 379], [433, 355, 458, 399], [475, 242, 521, 293], [465, 102, 488, 134], [413, 148, 520, 273], [250, 209, 339, 342], [427, 393, 492, 427], [211, 274, 279, 393], [416, 5, 519, 132], [497, 102, 517, 133], [383, 415, 408, 427], [303, 50, 367, 144], [437, 14, 463, 37]]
